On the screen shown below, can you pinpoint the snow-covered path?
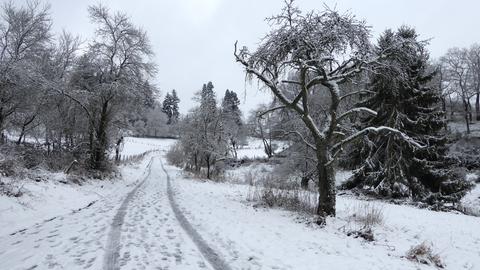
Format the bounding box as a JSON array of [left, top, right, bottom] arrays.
[[0, 155, 215, 270]]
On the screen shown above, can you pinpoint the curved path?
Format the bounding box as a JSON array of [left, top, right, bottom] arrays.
[[0, 155, 228, 270]]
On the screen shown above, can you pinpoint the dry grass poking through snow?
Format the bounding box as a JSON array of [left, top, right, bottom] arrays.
[[347, 202, 384, 228], [246, 175, 317, 214], [406, 242, 445, 268], [341, 202, 385, 241]]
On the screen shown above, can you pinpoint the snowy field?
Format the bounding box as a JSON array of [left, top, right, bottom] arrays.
[[166, 164, 480, 270], [119, 137, 177, 157], [1, 137, 479, 269], [236, 137, 290, 159]]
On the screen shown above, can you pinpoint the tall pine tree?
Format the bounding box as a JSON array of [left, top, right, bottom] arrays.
[[162, 90, 180, 124], [171, 89, 180, 123], [349, 26, 469, 203], [221, 89, 244, 158]]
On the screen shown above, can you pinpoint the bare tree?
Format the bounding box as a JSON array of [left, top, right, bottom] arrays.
[[441, 48, 476, 134], [66, 4, 156, 170], [468, 44, 480, 121], [235, 1, 421, 220], [0, 0, 51, 140]]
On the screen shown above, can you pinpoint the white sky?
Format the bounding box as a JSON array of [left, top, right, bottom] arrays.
[[4, 0, 480, 115]]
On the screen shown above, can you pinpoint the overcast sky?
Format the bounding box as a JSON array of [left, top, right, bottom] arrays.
[[5, 0, 480, 115]]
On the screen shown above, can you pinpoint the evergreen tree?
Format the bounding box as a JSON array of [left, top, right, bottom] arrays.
[[349, 26, 469, 202], [200, 82, 217, 123], [221, 89, 244, 158], [162, 90, 180, 125], [190, 81, 226, 178], [171, 89, 180, 123], [162, 92, 173, 124]]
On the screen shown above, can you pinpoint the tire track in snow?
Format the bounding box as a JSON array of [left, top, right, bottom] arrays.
[[103, 157, 154, 270], [160, 158, 232, 270]]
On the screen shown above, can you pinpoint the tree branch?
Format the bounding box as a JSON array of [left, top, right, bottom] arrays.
[[337, 107, 377, 123], [327, 126, 425, 166], [257, 105, 287, 118], [340, 90, 376, 101]]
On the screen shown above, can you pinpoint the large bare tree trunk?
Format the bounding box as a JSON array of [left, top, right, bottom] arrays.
[[194, 151, 199, 172], [91, 101, 110, 170], [315, 143, 336, 220], [206, 155, 211, 179]]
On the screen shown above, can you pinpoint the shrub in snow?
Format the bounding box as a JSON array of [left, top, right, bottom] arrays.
[[247, 176, 317, 214], [166, 142, 184, 167], [0, 159, 16, 177], [406, 242, 445, 268], [449, 138, 480, 170], [0, 179, 23, 197], [349, 202, 384, 229], [343, 202, 384, 242]]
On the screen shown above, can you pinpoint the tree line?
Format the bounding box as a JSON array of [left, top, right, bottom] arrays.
[[0, 1, 159, 170], [440, 45, 480, 133]]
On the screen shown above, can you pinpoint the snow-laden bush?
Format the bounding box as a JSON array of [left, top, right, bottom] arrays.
[[166, 142, 184, 167]]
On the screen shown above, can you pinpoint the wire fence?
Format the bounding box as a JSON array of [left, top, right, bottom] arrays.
[[116, 149, 162, 165]]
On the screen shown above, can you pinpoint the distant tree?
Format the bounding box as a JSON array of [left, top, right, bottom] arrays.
[[432, 60, 455, 126], [162, 90, 180, 125], [171, 89, 180, 123], [441, 48, 476, 133], [221, 89, 244, 159], [248, 103, 286, 158], [162, 92, 173, 123], [198, 82, 226, 178], [468, 44, 480, 121], [175, 82, 227, 178]]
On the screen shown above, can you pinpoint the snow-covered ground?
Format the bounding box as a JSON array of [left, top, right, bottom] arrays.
[[1, 137, 479, 269], [165, 163, 480, 270], [0, 157, 149, 237], [461, 173, 480, 216], [0, 137, 172, 237], [236, 137, 290, 159]]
